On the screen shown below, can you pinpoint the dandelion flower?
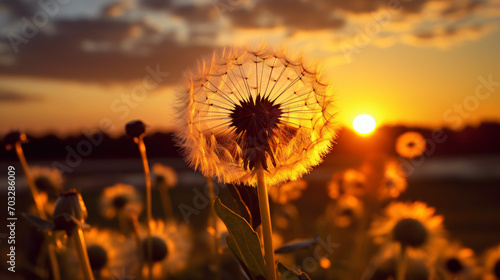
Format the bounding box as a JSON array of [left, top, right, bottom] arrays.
[[378, 160, 407, 200], [396, 131, 426, 159], [84, 229, 123, 277], [175, 45, 338, 187], [435, 241, 476, 279], [370, 201, 444, 250], [140, 220, 192, 277], [326, 195, 364, 228], [31, 165, 64, 196], [327, 168, 366, 199], [153, 163, 178, 188], [99, 183, 142, 219], [269, 179, 307, 205], [483, 244, 500, 280]]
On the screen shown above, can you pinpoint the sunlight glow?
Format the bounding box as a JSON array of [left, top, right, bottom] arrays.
[[353, 114, 376, 135]]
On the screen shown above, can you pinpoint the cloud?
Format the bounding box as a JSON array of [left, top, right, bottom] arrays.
[[0, 89, 43, 102], [401, 24, 496, 48], [0, 16, 212, 83], [0, 0, 498, 85]]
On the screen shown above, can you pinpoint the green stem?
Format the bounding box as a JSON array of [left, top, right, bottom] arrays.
[[15, 142, 61, 280], [137, 137, 153, 280], [256, 163, 276, 280], [73, 228, 95, 280]]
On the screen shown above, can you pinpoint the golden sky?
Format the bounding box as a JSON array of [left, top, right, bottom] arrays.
[[1, 0, 500, 136]]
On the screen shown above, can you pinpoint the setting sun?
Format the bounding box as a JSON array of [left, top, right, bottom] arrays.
[[353, 114, 376, 135]]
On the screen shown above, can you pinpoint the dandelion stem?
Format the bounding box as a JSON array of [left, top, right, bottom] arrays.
[[159, 184, 174, 222], [129, 213, 144, 280], [137, 137, 153, 280], [73, 228, 95, 280], [397, 244, 407, 280], [256, 163, 276, 280], [14, 142, 61, 280], [206, 177, 221, 280]]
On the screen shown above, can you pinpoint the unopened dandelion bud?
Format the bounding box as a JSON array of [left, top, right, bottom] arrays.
[[53, 190, 88, 235], [125, 120, 147, 139], [4, 130, 27, 150], [392, 218, 428, 248]]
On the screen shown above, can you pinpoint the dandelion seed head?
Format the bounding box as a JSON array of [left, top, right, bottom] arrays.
[[175, 44, 338, 186], [327, 168, 366, 199], [396, 131, 426, 159], [141, 220, 192, 276], [153, 163, 178, 188], [379, 159, 407, 200], [31, 165, 64, 196], [483, 244, 500, 280], [269, 179, 307, 205], [100, 183, 142, 219]]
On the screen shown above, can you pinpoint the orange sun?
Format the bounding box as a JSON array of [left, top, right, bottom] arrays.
[[352, 114, 376, 135]]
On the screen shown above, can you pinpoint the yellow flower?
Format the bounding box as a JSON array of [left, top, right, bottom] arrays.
[[175, 45, 338, 187], [378, 159, 407, 200], [99, 183, 142, 219], [370, 202, 445, 250], [141, 220, 192, 278], [152, 163, 178, 188], [396, 131, 426, 159], [435, 241, 476, 279], [269, 179, 307, 205], [327, 168, 366, 199], [482, 244, 500, 280]]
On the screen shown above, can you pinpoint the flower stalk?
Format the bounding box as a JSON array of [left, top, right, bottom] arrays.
[[397, 244, 407, 280], [14, 141, 61, 280], [137, 136, 153, 280], [74, 227, 95, 280], [256, 163, 276, 280]]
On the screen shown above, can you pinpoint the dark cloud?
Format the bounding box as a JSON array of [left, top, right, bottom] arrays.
[[141, 0, 174, 10], [0, 0, 34, 18], [0, 13, 212, 83], [441, 0, 484, 17], [229, 0, 345, 30], [0, 90, 43, 102]]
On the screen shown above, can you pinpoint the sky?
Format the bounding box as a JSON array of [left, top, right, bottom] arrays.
[[0, 0, 500, 136]]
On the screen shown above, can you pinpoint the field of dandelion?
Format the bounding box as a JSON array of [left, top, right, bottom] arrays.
[[2, 133, 500, 280]]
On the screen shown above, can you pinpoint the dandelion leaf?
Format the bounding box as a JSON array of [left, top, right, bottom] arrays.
[[23, 213, 54, 230], [274, 236, 318, 254], [231, 184, 261, 230], [227, 183, 252, 226], [214, 198, 266, 279], [277, 262, 311, 280]]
